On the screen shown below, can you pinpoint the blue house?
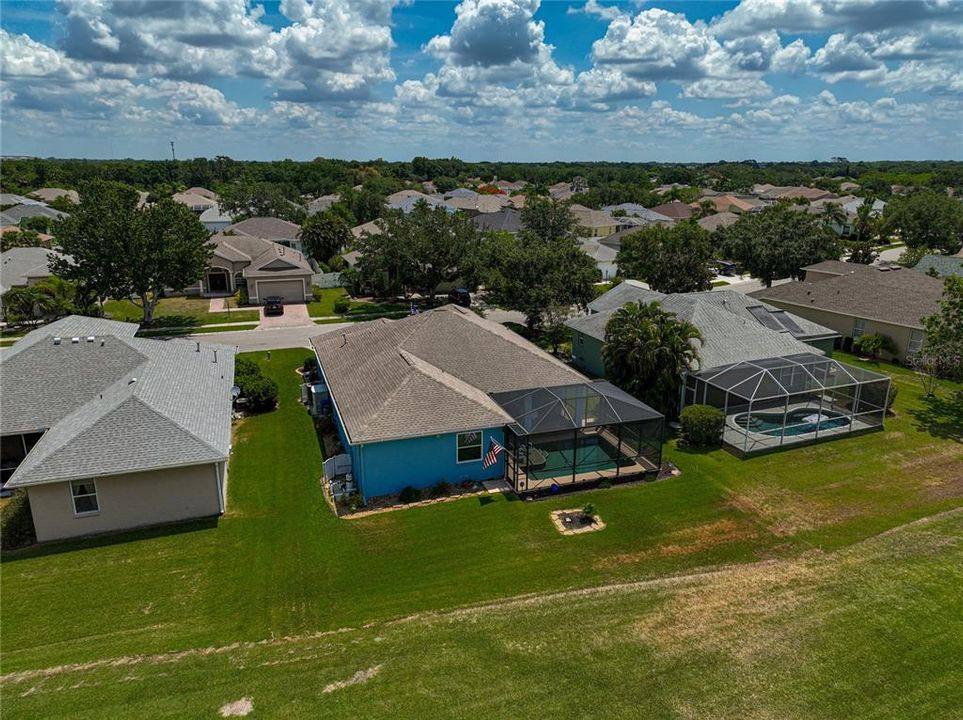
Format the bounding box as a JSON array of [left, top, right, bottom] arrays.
[[309, 306, 664, 500]]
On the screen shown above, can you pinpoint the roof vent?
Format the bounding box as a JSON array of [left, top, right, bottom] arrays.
[[53, 337, 62, 345], [87, 336, 95, 343], [128, 377, 137, 385], [100, 339, 105, 347], [196, 341, 201, 352], [71, 337, 80, 344]]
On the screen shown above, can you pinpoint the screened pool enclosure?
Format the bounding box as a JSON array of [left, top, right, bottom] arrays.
[[491, 381, 664, 494], [684, 353, 891, 455]]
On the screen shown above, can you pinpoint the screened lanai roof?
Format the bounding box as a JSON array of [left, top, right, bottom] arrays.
[[490, 381, 663, 436], [693, 352, 889, 402]]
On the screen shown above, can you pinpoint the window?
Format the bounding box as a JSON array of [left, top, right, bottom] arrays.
[[853, 318, 866, 338], [70, 480, 99, 515], [908, 330, 924, 355], [456, 431, 482, 463]]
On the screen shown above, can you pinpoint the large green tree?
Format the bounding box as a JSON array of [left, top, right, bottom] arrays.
[[921, 275, 963, 382], [882, 190, 963, 255], [718, 203, 840, 287], [299, 212, 350, 265], [218, 182, 305, 224], [476, 198, 598, 330], [355, 201, 480, 302], [53, 181, 212, 323], [602, 301, 701, 418], [616, 221, 714, 293]]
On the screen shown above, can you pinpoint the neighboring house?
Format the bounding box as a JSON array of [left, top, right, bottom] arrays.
[[445, 188, 478, 200], [0, 316, 235, 543], [186, 187, 218, 201], [647, 200, 694, 220], [751, 260, 944, 360], [187, 233, 313, 303], [600, 204, 675, 223], [172, 192, 217, 213], [913, 254, 963, 278], [567, 281, 837, 379], [569, 204, 621, 238], [839, 181, 860, 192], [580, 240, 618, 279], [566, 281, 883, 455], [548, 182, 574, 200], [350, 219, 383, 239], [29, 188, 79, 204], [693, 195, 765, 214], [697, 211, 740, 232], [306, 193, 341, 215], [754, 186, 836, 202], [0, 204, 68, 226], [308, 306, 663, 499], [199, 206, 233, 233], [472, 208, 524, 234], [226, 216, 303, 253], [440, 194, 510, 215], [0, 193, 43, 206], [387, 193, 449, 215], [0, 247, 66, 295]]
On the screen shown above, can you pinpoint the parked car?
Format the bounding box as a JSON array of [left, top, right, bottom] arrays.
[[447, 288, 471, 307], [715, 260, 739, 276], [264, 296, 285, 316]]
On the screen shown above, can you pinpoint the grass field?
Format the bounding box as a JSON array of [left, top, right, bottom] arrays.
[[1, 350, 961, 718], [103, 296, 259, 326], [307, 288, 413, 318]]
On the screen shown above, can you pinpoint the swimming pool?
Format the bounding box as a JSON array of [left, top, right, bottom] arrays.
[[522, 435, 627, 480], [734, 408, 850, 437]]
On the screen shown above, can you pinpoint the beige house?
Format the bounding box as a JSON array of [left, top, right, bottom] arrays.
[[0, 316, 235, 543], [751, 261, 944, 361], [569, 204, 620, 238], [188, 233, 313, 304]]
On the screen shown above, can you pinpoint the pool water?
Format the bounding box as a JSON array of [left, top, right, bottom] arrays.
[[524, 436, 626, 480], [735, 408, 850, 437]]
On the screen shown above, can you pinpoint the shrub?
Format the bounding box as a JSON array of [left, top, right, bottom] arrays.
[[430, 481, 452, 498], [235, 356, 260, 382], [886, 383, 898, 412], [333, 296, 351, 314], [237, 286, 249, 305], [1, 490, 36, 550], [679, 404, 725, 448], [311, 286, 325, 302], [399, 486, 421, 504], [853, 333, 898, 360], [242, 375, 279, 412], [582, 502, 596, 518]]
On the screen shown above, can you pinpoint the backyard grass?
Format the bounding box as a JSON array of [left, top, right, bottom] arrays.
[[1, 350, 961, 717], [103, 295, 259, 326]]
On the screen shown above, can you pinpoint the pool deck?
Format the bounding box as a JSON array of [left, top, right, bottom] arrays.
[[724, 400, 882, 454], [515, 456, 658, 493]]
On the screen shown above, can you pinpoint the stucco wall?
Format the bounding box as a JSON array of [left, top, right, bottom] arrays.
[[353, 428, 505, 498], [27, 462, 225, 543], [761, 301, 922, 361], [570, 330, 607, 378]]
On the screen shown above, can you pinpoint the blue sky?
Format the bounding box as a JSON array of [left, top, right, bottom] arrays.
[[1, 0, 960, 162]]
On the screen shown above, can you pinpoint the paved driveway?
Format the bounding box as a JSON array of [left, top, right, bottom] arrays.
[[257, 303, 312, 329]]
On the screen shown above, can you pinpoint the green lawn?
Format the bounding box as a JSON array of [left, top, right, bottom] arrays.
[[103, 295, 259, 327], [1, 350, 961, 717], [307, 288, 413, 318]]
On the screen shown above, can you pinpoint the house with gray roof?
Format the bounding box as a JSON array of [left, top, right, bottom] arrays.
[[567, 281, 887, 455], [913, 254, 963, 278], [185, 232, 313, 304], [0, 204, 68, 227], [1, 246, 67, 295], [752, 261, 945, 361], [308, 305, 663, 499], [0, 316, 236, 542]]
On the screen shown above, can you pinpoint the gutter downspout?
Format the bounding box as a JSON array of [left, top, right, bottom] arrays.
[[215, 462, 225, 514]]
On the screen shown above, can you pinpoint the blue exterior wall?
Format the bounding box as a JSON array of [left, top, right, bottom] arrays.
[[353, 428, 505, 499]]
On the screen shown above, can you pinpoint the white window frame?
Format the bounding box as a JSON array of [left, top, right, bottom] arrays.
[[456, 431, 483, 464], [853, 318, 866, 338], [70, 479, 100, 516], [908, 330, 924, 355]]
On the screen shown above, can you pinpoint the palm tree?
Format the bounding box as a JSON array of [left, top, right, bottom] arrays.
[[602, 301, 701, 417]]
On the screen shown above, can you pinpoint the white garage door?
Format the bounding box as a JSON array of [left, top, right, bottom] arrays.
[[255, 279, 305, 304]]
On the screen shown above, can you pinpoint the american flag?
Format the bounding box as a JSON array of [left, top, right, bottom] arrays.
[[482, 438, 505, 468]]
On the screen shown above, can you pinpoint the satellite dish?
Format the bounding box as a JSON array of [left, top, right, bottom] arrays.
[[231, 386, 241, 399]]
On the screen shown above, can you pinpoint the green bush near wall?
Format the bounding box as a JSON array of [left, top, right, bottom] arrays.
[[679, 404, 726, 448], [1, 490, 36, 550]]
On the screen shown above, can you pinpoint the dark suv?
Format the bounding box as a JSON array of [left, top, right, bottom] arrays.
[[264, 296, 284, 316], [447, 288, 471, 307]]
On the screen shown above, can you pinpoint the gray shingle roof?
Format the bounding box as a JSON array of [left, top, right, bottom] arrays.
[[0, 247, 66, 293], [473, 208, 524, 233], [1, 204, 68, 223], [600, 204, 674, 222], [311, 306, 585, 444], [573, 282, 833, 371], [751, 264, 945, 329], [2, 316, 235, 487], [913, 254, 963, 278], [228, 217, 300, 240]]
